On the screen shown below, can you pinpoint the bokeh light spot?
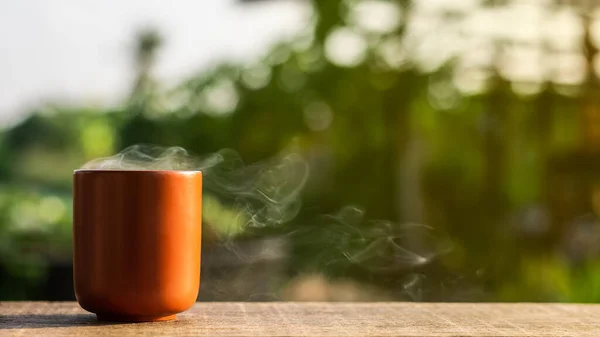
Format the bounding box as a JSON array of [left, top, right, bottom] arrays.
[[325, 27, 368, 67], [303, 101, 333, 131]]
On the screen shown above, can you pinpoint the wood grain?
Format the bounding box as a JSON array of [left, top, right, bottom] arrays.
[[2, 302, 600, 336]]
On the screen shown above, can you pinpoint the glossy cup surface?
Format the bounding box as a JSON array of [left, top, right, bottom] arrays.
[[73, 170, 202, 322]]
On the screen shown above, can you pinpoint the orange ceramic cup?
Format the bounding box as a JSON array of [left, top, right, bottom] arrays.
[[73, 170, 202, 322]]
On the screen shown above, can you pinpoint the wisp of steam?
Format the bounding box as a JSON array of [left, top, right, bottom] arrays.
[[82, 144, 456, 301], [329, 206, 453, 271]]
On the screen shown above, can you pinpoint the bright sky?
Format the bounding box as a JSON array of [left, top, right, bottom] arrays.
[[0, 0, 310, 127]]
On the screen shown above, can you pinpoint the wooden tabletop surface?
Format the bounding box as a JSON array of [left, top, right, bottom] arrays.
[[2, 302, 600, 336]]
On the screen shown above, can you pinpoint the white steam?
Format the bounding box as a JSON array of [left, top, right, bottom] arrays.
[[315, 206, 454, 272], [81, 145, 201, 170]]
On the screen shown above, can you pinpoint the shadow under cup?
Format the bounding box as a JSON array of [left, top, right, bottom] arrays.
[[73, 170, 202, 322]]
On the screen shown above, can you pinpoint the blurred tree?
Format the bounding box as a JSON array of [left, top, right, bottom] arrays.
[[5, 0, 600, 302], [128, 29, 163, 116]]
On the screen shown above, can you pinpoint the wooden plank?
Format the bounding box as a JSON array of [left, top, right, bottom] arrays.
[[1, 302, 600, 336]]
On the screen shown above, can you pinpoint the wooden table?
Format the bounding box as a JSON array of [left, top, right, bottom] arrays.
[[2, 302, 600, 336]]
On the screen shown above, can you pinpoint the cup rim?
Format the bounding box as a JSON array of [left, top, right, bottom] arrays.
[[74, 169, 202, 174]]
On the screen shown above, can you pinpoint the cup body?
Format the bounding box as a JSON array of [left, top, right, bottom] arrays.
[[73, 170, 202, 322]]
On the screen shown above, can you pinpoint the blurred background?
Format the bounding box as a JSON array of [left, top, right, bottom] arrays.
[[3, 0, 600, 303]]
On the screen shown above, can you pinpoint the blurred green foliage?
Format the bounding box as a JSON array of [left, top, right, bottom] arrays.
[[2, 0, 600, 302]]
